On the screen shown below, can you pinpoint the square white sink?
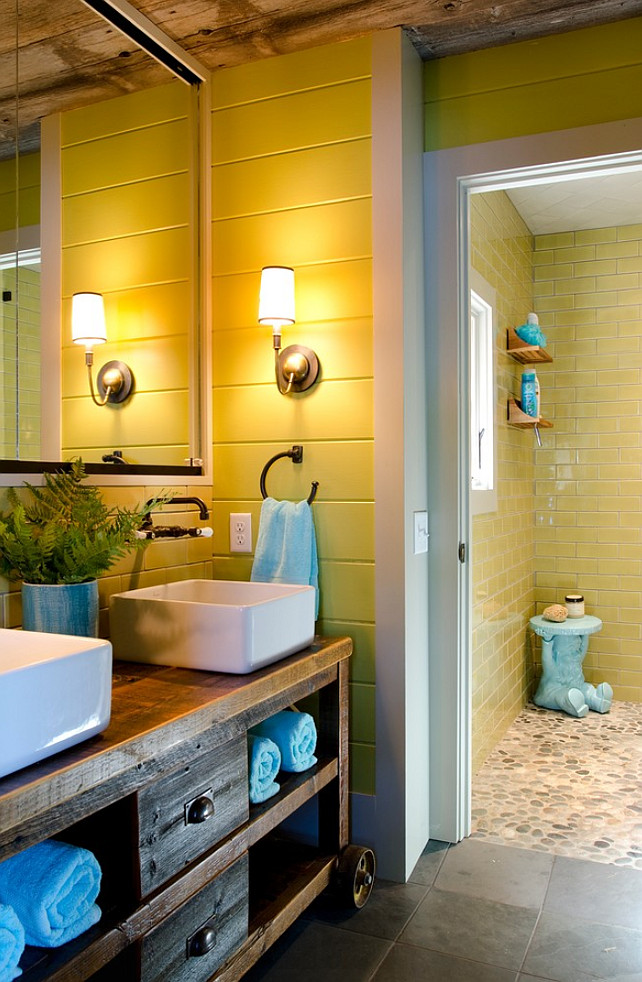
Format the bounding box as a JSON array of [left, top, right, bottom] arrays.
[[0, 629, 112, 780], [109, 579, 316, 674]]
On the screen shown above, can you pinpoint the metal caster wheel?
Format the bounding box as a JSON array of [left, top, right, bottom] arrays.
[[335, 844, 376, 909]]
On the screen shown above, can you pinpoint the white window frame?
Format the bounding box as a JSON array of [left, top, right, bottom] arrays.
[[470, 272, 497, 515]]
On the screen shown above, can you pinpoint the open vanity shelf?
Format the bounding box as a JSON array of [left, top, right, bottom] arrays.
[[0, 637, 362, 982]]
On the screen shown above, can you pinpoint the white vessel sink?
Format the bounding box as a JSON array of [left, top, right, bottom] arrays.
[[0, 629, 112, 780], [110, 579, 316, 674]]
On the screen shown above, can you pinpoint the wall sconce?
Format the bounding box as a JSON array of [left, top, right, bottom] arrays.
[[71, 292, 134, 406], [258, 266, 320, 395]]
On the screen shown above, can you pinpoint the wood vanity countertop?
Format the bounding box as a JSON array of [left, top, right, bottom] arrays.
[[0, 635, 352, 861]]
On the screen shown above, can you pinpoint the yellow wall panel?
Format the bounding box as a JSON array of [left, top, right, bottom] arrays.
[[211, 37, 371, 109], [212, 441, 374, 502], [212, 319, 373, 387], [212, 139, 372, 219], [212, 80, 371, 164], [212, 199, 372, 275], [212, 259, 372, 331], [62, 389, 189, 451], [62, 227, 191, 295], [317, 620, 375, 684], [314, 502, 374, 561], [63, 173, 190, 245], [319, 561, 375, 622], [212, 379, 373, 444], [425, 17, 642, 150], [62, 120, 189, 195], [425, 18, 642, 102], [62, 335, 188, 398], [61, 81, 189, 145]]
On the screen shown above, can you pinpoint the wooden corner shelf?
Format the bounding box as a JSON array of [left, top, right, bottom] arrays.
[[506, 327, 553, 364], [507, 399, 553, 429]]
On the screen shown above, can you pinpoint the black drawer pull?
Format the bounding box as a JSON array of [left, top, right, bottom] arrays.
[[188, 923, 217, 957], [185, 793, 214, 825]]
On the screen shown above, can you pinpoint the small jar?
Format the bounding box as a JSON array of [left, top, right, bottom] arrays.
[[565, 594, 585, 618]]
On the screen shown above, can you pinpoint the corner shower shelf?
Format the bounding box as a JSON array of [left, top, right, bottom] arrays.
[[507, 399, 553, 430], [506, 328, 553, 364]]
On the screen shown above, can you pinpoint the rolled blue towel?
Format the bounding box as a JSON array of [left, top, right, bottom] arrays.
[[0, 840, 101, 948], [0, 904, 24, 980], [248, 734, 281, 804], [251, 710, 317, 773]]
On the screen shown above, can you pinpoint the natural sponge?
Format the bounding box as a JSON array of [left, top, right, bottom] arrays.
[[542, 603, 568, 622]]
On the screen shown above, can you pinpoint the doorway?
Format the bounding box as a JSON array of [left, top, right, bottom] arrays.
[[425, 117, 642, 845]]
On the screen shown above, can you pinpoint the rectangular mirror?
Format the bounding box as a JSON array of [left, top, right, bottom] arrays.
[[1, 0, 210, 482]]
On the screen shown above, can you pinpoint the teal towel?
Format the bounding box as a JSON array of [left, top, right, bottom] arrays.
[[251, 710, 318, 773], [251, 498, 319, 618], [0, 904, 24, 980], [248, 734, 281, 804], [0, 840, 101, 949]]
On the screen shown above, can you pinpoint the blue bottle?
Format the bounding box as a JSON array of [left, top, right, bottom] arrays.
[[521, 369, 539, 417]]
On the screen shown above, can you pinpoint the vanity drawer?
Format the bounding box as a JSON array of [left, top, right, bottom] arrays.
[[140, 853, 248, 982], [137, 737, 248, 896]]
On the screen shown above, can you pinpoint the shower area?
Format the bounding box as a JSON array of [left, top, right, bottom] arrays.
[[468, 177, 642, 869]]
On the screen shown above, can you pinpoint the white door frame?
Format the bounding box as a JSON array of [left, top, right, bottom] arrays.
[[425, 116, 642, 844]]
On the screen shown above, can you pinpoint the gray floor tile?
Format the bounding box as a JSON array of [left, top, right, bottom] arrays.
[[545, 854, 642, 930], [408, 839, 450, 885], [523, 910, 642, 982], [372, 941, 519, 981], [435, 837, 554, 908], [242, 919, 392, 981], [306, 877, 429, 940], [399, 887, 539, 971]]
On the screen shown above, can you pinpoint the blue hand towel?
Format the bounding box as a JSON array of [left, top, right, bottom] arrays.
[[248, 734, 281, 804], [0, 904, 24, 981], [251, 710, 317, 773], [251, 498, 319, 618], [0, 840, 101, 948]]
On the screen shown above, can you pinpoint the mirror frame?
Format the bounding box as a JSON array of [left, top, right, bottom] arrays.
[[2, 0, 212, 487]]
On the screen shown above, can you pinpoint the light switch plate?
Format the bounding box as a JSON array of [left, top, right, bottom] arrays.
[[413, 511, 429, 554]]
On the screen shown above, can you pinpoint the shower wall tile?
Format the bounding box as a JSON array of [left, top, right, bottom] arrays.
[[470, 190, 535, 776], [533, 223, 642, 704]]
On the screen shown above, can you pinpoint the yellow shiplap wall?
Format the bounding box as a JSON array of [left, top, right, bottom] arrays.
[[424, 17, 642, 150], [470, 191, 536, 775], [209, 38, 376, 794], [60, 82, 194, 467], [533, 225, 642, 702]]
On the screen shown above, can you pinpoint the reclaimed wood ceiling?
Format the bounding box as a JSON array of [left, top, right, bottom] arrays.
[[5, 0, 642, 158]]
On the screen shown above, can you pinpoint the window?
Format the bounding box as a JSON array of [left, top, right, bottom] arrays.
[[470, 282, 496, 513]]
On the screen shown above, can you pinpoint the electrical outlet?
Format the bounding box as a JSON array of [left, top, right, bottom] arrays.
[[230, 513, 252, 553]]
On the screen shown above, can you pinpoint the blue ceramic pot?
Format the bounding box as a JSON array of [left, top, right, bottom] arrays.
[[21, 580, 99, 637]]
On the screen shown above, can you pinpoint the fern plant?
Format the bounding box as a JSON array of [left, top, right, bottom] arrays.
[[0, 460, 162, 584]]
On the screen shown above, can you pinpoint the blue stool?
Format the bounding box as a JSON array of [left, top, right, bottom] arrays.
[[530, 615, 612, 718]]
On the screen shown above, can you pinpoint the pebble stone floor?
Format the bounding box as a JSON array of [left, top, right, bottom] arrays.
[[471, 700, 642, 868]]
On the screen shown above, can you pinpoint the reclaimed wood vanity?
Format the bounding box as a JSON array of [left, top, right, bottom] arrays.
[[0, 636, 358, 981]]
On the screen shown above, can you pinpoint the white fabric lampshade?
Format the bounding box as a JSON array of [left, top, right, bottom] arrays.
[[71, 292, 107, 347], [258, 266, 295, 327]]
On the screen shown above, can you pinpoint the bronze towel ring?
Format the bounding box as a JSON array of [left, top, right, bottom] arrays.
[[259, 445, 319, 504]]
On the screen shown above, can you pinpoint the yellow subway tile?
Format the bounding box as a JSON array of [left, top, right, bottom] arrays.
[[534, 262, 573, 281], [597, 241, 639, 259], [597, 273, 639, 292], [575, 291, 619, 309], [575, 228, 617, 245], [617, 256, 642, 273], [535, 232, 575, 250], [532, 249, 554, 264], [554, 276, 596, 295], [617, 224, 642, 241], [553, 245, 596, 263]]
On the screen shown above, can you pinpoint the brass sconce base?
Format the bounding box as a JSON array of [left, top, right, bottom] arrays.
[[277, 344, 320, 393], [97, 360, 135, 404]]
